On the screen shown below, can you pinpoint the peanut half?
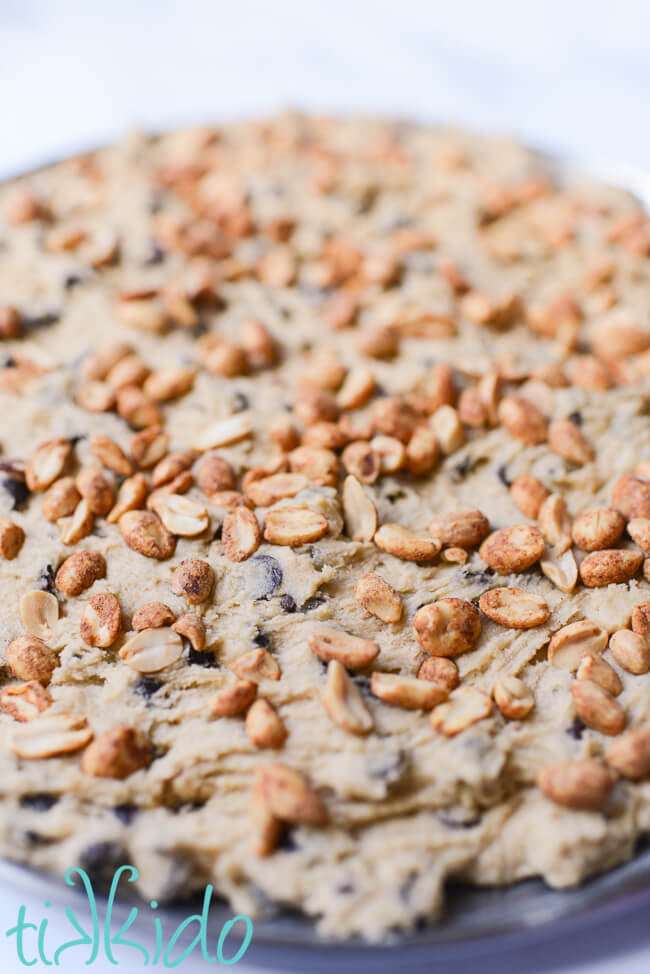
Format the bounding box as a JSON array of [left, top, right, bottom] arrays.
[[479, 588, 549, 629], [413, 598, 481, 657], [322, 660, 373, 734], [308, 626, 379, 669], [537, 759, 616, 810], [354, 573, 402, 623]]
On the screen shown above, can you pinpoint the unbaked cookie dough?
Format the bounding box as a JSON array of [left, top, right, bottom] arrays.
[[0, 115, 649, 939]]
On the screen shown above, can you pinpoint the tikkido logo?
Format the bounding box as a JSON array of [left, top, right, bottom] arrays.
[[6, 866, 253, 967]]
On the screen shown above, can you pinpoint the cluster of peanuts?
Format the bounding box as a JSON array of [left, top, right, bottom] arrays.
[[1, 117, 650, 855]]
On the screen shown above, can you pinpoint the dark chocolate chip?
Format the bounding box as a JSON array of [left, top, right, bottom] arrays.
[[253, 628, 270, 649], [399, 873, 417, 903], [212, 523, 223, 541], [454, 456, 472, 479], [79, 841, 128, 887], [134, 676, 163, 699], [142, 240, 166, 265], [248, 555, 283, 600], [276, 828, 299, 853], [300, 595, 325, 612], [337, 882, 355, 895], [39, 565, 57, 594], [497, 463, 512, 487], [113, 803, 139, 825], [64, 274, 83, 290], [568, 717, 586, 739], [462, 568, 495, 584], [20, 794, 59, 812], [22, 311, 60, 332], [231, 391, 249, 413], [187, 646, 219, 668], [1, 473, 30, 511], [568, 410, 583, 426], [437, 811, 482, 829], [309, 546, 324, 569], [26, 831, 54, 845], [280, 595, 297, 613]]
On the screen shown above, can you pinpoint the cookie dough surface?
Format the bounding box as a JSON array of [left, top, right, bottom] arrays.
[[0, 115, 649, 939]]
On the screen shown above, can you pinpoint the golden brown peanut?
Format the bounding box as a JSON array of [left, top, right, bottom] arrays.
[[497, 396, 547, 445], [322, 660, 373, 735], [571, 680, 625, 736], [80, 592, 122, 647], [192, 415, 253, 452], [10, 713, 94, 760], [197, 455, 236, 494], [537, 495, 572, 554], [119, 627, 183, 672], [371, 672, 448, 710], [119, 510, 176, 559], [413, 599, 481, 657], [612, 475, 650, 520], [82, 726, 151, 778], [171, 558, 214, 604], [577, 654, 623, 696], [572, 508, 626, 551], [479, 525, 545, 574], [19, 591, 59, 639], [263, 508, 328, 546], [354, 573, 402, 623], [493, 677, 534, 719], [106, 473, 148, 523], [42, 477, 81, 522], [172, 614, 206, 652], [132, 601, 175, 631], [152, 451, 194, 488], [431, 405, 465, 455], [430, 687, 493, 736], [609, 629, 650, 674], [631, 602, 650, 640], [374, 523, 441, 562], [548, 620, 608, 670], [0, 518, 24, 559], [479, 588, 549, 629], [308, 626, 379, 670], [537, 759, 616, 810], [428, 509, 489, 549], [90, 435, 133, 477], [7, 635, 58, 684], [55, 549, 106, 596], [0, 681, 51, 722], [540, 548, 578, 593], [222, 507, 262, 562], [25, 438, 72, 491], [256, 763, 328, 826], [510, 476, 549, 519], [130, 426, 170, 469], [230, 648, 280, 683], [209, 680, 257, 717], [627, 518, 650, 555], [579, 549, 643, 587], [606, 727, 650, 779], [417, 656, 459, 693], [246, 699, 287, 748], [548, 419, 594, 465], [342, 475, 377, 542], [76, 469, 113, 516]]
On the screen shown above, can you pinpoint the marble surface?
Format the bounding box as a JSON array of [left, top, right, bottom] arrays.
[[0, 1, 649, 969]]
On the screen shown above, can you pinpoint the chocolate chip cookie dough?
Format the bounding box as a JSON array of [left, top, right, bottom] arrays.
[[0, 114, 649, 939]]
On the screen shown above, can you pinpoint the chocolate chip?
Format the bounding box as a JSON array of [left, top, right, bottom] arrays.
[[568, 717, 586, 739], [336, 882, 355, 895], [22, 310, 60, 332], [232, 391, 249, 412], [134, 676, 163, 699], [253, 628, 270, 649], [20, 794, 59, 812], [384, 488, 406, 503], [113, 803, 139, 825], [276, 828, 299, 853], [454, 456, 472, 480], [39, 565, 57, 594], [399, 873, 417, 903], [462, 568, 495, 584], [64, 274, 83, 290], [187, 646, 219, 668], [212, 524, 223, 541], [568, 410, 583, 426], [367, 749, 407, 782], [26, 831, 54, 845], [280, 595, 297, 613], [143, 240, 166, 265], [248, 555, 283, 599], [300, 595, 325, 612], [437, 810, 482, 829], [79, 841, 128, 887], [309, 546, 324, 569], [0, 471, 30, 510], [497, 463, 512, 487]]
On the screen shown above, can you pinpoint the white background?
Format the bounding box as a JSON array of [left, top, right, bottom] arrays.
[[0, 1, 649, 971]]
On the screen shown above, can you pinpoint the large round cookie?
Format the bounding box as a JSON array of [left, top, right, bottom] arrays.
[[0, 115, 649, 939]]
